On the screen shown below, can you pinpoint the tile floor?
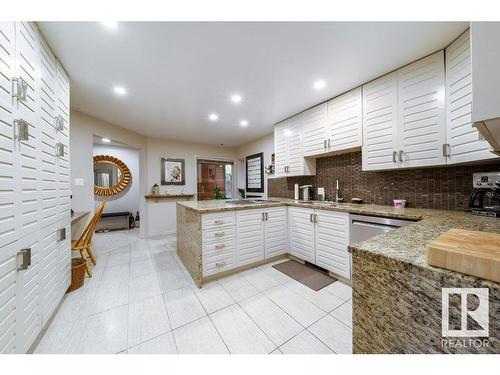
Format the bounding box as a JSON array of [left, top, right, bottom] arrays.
[[35, 229, 353, 354]]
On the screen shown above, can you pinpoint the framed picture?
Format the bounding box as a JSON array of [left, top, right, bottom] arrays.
[[161, 158, 185, 185], [246, 152, 264, 193]]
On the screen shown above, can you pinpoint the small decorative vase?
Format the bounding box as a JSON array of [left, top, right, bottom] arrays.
[[152, 184, 160, 196]]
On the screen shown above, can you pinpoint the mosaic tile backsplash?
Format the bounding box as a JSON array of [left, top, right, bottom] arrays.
[[267, 151, 500, 211]]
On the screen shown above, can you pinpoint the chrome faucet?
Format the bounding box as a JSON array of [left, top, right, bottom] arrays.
[[335, 179, 343, 203]]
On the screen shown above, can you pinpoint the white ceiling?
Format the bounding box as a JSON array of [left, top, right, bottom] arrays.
[[39, 22, 468, 147]]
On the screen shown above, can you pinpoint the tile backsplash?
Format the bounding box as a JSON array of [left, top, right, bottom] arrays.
[[267, 151, 500, 211]]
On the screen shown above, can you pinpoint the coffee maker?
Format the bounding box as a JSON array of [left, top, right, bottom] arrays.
[[469, 172, 500, 217]]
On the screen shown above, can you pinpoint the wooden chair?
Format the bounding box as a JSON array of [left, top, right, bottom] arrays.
[[72, 201, 105, 277]]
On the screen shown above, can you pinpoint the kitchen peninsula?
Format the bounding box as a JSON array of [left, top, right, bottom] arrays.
[[177, 199, 500, 354]]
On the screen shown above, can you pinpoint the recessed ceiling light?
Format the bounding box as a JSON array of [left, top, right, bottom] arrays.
[[100, 21, 118, 30], [240, 120, 248, 127], [102, 138, 111, 143], [113, 86, 127, 95], [208, 113, 219, 122], [313, 80, 326, 90], [231, 94, 242, 104]]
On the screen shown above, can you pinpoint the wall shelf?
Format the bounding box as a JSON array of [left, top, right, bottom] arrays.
[[145, 194, 195, 203]]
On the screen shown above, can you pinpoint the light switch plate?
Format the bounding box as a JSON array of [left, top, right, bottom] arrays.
[[317, 187, 325, 195], [74, 178, 84, 186]]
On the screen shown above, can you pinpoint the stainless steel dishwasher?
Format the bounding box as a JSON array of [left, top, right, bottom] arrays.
[[349, 214, 413, 244]]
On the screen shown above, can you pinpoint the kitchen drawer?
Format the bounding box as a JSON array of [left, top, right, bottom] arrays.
[[202, 212, 235, 230], [202, 226, 235, 244], [203, 251, 236, 276], [202, 238, 235, 256]]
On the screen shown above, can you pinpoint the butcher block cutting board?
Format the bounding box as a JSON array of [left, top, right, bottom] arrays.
[[426, 229, 500, 283]]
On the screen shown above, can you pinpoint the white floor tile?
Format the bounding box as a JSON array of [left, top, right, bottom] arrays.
[[323, 281, 352, 301], [78, 305, 128, 354], [239, 294, 303, 347], [194, 281, 235, 314], [243, 267, 285, 292], [128, 295, 171, 347], [129, 274, 162, 303], [162, 288, 207, 329], [308, 314, 352, 354], [127, 332, 177, 354], [93, 282, 129, 313], [173, 316, 228, 354], [210, 304, 276, 354], [285, 281, 346, 312], [130, 259, 155, 279], [280, 330, 333, 354], [157, 268, 190, 293], [264, 285, 326, 327], [106, 251, 130, 267], [100, 263, 130, 286], [270, 348, 283, 354], [330, 301, 352, 328], [218, 274, 260, 302]]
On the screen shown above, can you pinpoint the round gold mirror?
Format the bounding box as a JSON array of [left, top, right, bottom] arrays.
[[93, 155, 131, 196]]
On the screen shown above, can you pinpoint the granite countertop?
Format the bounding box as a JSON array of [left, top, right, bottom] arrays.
[[177, 198, 500, 287]]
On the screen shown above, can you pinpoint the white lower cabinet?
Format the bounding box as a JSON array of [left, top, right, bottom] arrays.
[[288, 207, 316, 263], [288, 207, 350, 279], [315, 210, 350, 279], [264, 207, 288, 258], [236, 209, 265, 267], [202, 207, 288, 277]]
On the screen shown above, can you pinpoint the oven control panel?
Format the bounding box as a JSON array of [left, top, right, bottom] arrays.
[[472, 172, 500, 188]]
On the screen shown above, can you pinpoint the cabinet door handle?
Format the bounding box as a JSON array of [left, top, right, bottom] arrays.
[[214, 220, 224, 225], [393, 151, 397, 163], [328, 139, 331, 149], [262, 212, 266, 221], [215, 244, 225, 250], [310, 213, 314, 223], [314, 214, 318, 223], [215, 261, 226, 267], [265, 212, 268, 221], [324, 139, 327, 149], [214, 232, 225, 238], [399, 150, 404, 162]]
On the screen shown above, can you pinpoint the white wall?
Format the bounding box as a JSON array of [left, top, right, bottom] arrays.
[[93, 144, 140, 215], [145, 137, 237, 236], [236, 133, 275, 198]]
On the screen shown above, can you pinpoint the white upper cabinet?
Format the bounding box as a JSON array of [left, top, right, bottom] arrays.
[[446, 29, 496, 163], [397, 51, 446, 168], [327, 87, 363, 152], [274, 114, 315, 177], [362, 72, 399, 171], [302, 103, 328, 156]]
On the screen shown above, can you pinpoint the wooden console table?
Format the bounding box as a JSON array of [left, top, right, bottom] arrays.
[[145, 194, 195, 203]]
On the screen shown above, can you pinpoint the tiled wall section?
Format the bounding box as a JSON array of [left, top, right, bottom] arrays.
[[267, 151, 500, 211]]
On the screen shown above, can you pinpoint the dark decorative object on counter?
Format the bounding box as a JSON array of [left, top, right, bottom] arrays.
[[134, 211, 140, 227], [238, 188, 246, 198], [129, 212, 135, 228]]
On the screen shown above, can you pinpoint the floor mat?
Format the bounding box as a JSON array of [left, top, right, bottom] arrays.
[[273, 260, 336, 291]]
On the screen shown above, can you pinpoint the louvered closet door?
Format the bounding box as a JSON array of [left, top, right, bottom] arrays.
[[446, 30, 496, 164], [0, 240, 18, 353], [264, 207, 287, 258], [315, 210, 350, 279], [274, 122, 288, 177], [362, 72, 399, 171], [398, 51, 446, 168], [302, 103, 327, 156], [15, 22, 41, 235], [15, 231, 41, 353], [288, 207, 315, 263], [286, 115, 303, 176], [55, 61, 71, 221], [236, 209, 264, 266], [0, 22, 19, 248], [328, 87, 363, 152]]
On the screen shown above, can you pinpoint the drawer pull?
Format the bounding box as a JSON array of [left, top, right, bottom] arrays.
[[215, 261, 226, 267], [215, 244, 225, 250], [214, 220, 224, 225], [214, 232, 225, 238]]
